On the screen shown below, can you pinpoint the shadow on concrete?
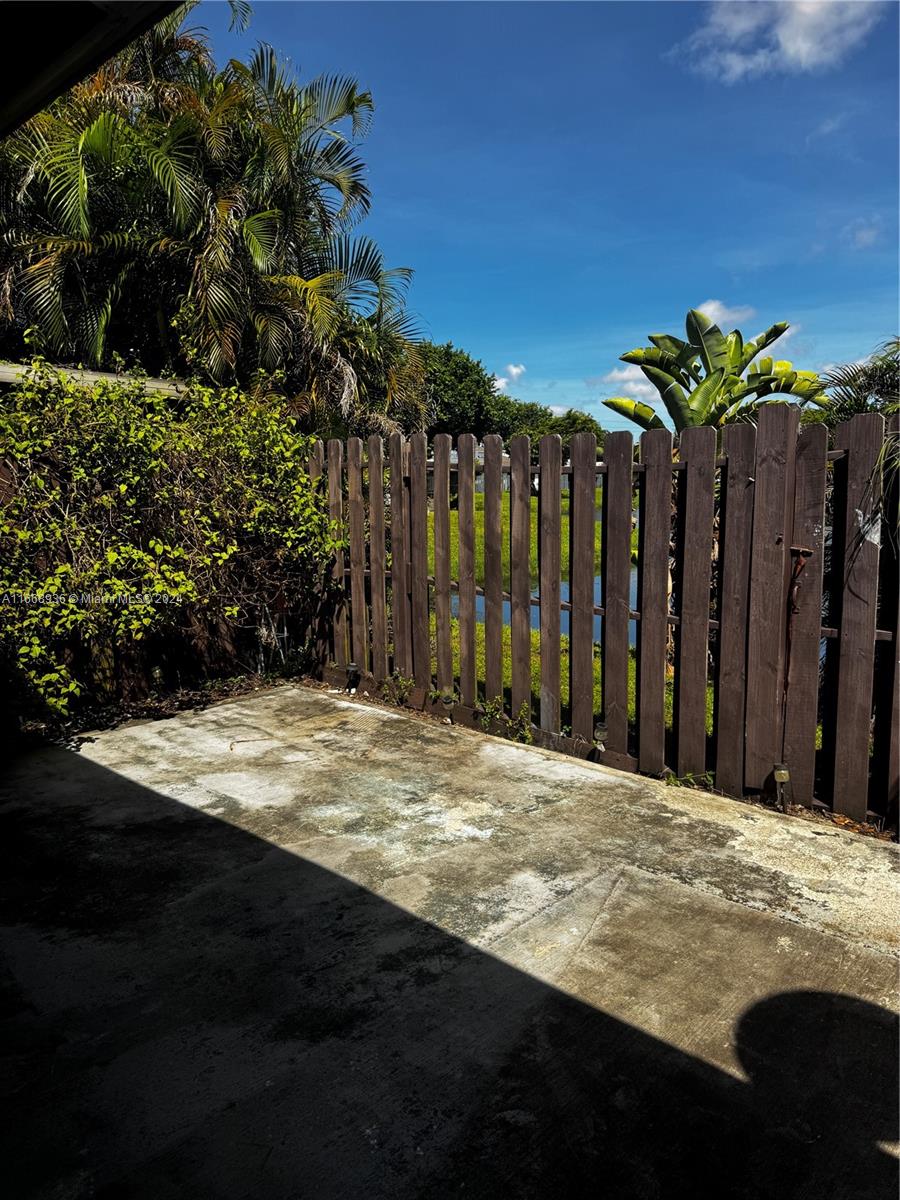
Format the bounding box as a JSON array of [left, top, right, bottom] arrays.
[[1, 747, 897, 1199]]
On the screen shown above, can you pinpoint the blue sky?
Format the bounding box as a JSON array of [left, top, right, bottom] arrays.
[[200, 0, 899, 430]]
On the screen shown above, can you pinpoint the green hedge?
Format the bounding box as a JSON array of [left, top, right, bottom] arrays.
[[1, 364, 334, 717]]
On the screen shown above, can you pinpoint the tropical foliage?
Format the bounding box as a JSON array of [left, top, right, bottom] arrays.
[[0, 2, 422, 434], [815, 337, 899, 425], [603, 308, 828, 432], [1, 362, 333, 716]]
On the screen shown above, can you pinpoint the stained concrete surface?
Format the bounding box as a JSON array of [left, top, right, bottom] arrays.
[[2, 684, 898, 1199]]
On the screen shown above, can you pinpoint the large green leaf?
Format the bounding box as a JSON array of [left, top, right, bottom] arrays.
[[685, 368, 725, 420], [620, 346, 691, 389], [738, 322, 790, 372], [686, 309, 730, 374], [602, 397, 665, 431], [641, 365, 693, 429]]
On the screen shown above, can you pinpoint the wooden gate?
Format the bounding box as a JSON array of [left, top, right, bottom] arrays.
[[312, 409, 899, 823]]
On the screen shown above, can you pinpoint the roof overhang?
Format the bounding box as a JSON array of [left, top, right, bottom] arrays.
[[0, 1, 180, 138]]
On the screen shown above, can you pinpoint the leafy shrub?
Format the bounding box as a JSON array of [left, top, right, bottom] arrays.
[[0, 363, 336, 717]]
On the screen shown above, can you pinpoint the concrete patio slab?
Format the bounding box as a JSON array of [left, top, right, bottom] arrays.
[[2, 684, 898, 1199]]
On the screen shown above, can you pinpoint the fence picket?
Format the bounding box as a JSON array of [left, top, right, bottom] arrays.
[[307, 440, 328, 672], [483, 434, 504, 704], [673, 425, 715, 778], [347, 438, 369, 673], [367, 436, 388, 682], [782, 424, 827, 807], [872, 415, 899, 818], [744, 405, 799, 791], [714, 424, 756, 796], [457, 434, 477, 707], [601, 431, 633, 756], [510, 435, 532, 720], [832, 413, 884, 819], [539, 435, 562, 734], [433, 434, 453, 694], [388, 434, 411, 679], [409, 433, 430, 688], [637, 429, 672, 776], [327, 439, 348, 668], [570, 432, 596, 745]]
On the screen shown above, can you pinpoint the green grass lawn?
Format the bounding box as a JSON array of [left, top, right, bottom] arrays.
[[426, 490, 637, 589], [424, 614, 714, 735]]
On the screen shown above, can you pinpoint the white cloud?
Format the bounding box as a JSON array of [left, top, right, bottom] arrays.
[[806, 112, 848, 144], [549, 405, 570, 417], [842, 217, 882, 249], [697, 299, 757, 327], [492, 362, 526, 392], [676, 2, 886, 84], [597, 364, 659, 407]]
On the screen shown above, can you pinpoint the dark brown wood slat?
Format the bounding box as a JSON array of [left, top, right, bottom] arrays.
[[569, 431, 597, 745], [832, 413, 884, 819], [483, 434, 504, 704], [637, 428, 673, 776], [409, 433, 430, 688], [457, 433, 477, 707], [673, 425, 716, 778], [714, 423, 756, 797], [539, 435, 562, 733], [432, 433, 453, 694], [306, 441, 328, 672], [388, 433, 411, 679], [367, 436, 388, 682], [782, 424, 827, 807], [744, 405, 799, 790], [872, 415, 899, 818], [347, 438, 369, 672], [601, 430, 633, 755], [327, 439, 348, 667], [509, 435, 532, 720]]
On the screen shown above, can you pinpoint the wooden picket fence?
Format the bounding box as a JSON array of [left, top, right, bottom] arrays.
[[310, 407, 899, 824]]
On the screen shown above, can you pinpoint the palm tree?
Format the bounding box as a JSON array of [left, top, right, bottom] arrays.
[[819, 337, 899, 423], [603, 308, 828, 432], [0, 2, 424, 433]]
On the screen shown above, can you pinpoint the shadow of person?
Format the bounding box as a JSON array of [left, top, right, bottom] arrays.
[[734, 991, 899, 1200], [2, 746, 898, 1200]]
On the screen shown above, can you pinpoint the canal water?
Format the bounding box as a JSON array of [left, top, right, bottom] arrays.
[[451, 568, 640, 645]]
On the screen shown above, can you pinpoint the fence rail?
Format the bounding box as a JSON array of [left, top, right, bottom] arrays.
[[311, 408, 899, 823]]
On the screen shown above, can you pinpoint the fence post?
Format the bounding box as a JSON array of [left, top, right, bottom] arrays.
[[457, 433, 477, 708], [637, 428, 672, 776], [483, 435, 504, 704], [601, 431, 634, 757], [714, 423, 756, 797], [347, 437, 369, 675], [781, 423, 827, 807], [673, 426, 716, 778], [872, 415, 899, 820], [307, 440, 328, 674], [433, 434, 453, 695], [831, 413, 884, 820], [744, 405, 799, 791], [409, 432, 430, 689], [327, 439, 348, 668], [509, 435, 532, 720], [388, 434, 411, 679], [539, 434, 562, 734], [569, 432, 597, 746], [367, 436, 388, 682]]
